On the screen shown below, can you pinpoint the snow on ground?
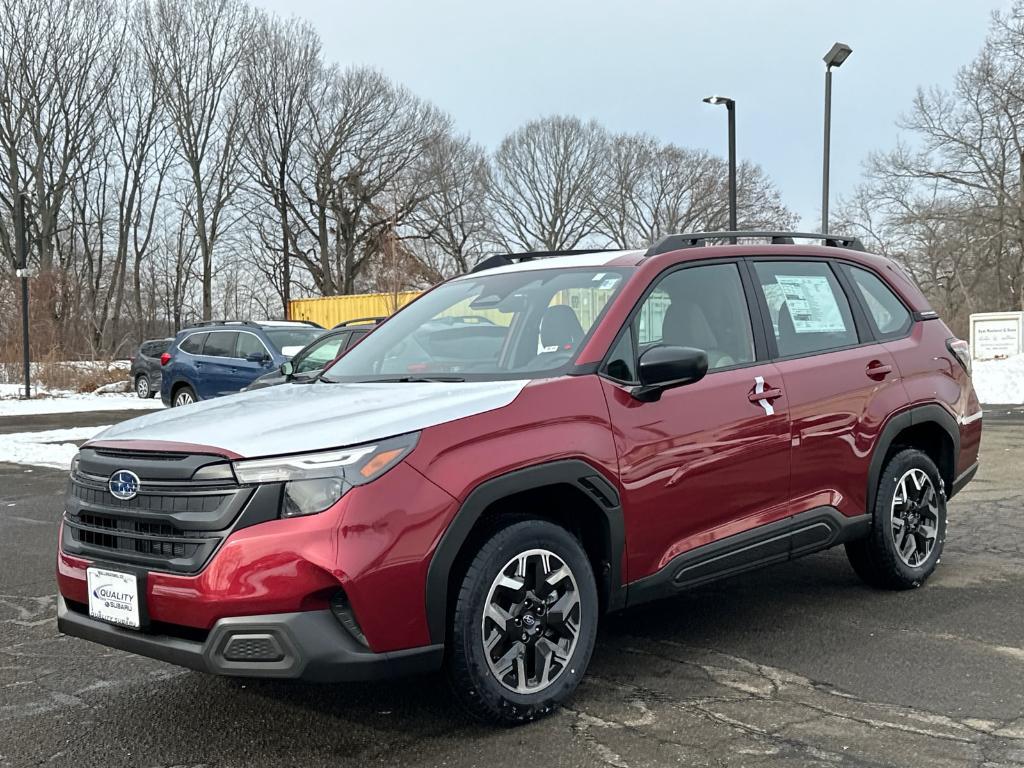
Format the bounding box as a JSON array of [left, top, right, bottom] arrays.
[[0, 425, 109, 470], [0, 384, 163, 416], [972, 354, 1024, 405]]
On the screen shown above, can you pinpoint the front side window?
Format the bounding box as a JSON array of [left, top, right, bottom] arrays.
[[295, 334, 347, 374], [235, 332, 267, 359], [753, 261, 858, 357], [634, 263, 755, 371], [845, 265, 912, 338], [321, 268, 629, 382]]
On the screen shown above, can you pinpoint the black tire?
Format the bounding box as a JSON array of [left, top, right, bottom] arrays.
[[172, 385, 197, 407], [846, 449, 947, 590], [135, 375, 154, 399], [446, 518, 598, 725]]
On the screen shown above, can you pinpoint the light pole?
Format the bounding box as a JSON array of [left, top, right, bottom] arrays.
[[822, 42, 852, 234], [703, 95, 737, 242]]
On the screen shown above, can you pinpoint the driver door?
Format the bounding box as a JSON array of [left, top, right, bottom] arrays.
[[599, 261, 792, 583]]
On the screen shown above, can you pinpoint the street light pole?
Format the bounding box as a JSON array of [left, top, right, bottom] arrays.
[[822, 42, 853, 235], [14, 192, 31, 399], [703, 95, 737, 242]]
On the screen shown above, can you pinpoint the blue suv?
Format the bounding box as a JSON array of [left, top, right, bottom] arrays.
[[160, 321, 325, 407]]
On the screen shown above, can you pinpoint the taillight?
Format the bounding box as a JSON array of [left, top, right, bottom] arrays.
[[946, 338, 971, 375], [160, 352, 171, 366]]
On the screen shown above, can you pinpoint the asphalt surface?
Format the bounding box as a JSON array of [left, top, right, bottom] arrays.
[[1, 409, 1023, 767]]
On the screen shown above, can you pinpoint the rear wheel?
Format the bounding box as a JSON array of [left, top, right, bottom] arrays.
[[846, 449, 946, 589], [134, 375, 152, 399], [447, 519, 598, 725], [172, 385, 197, 407]]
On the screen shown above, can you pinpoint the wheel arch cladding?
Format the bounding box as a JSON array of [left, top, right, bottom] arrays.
[[424, 459, 625, 645], [868, 404, 959, 511]]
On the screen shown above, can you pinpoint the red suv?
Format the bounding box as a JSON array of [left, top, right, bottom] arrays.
[[57, 232, 982, 724]]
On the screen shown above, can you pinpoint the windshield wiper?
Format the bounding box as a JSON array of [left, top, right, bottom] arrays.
[[361, 375, 466, 383]]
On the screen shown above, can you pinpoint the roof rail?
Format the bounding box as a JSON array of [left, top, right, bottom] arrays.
[[644, 231, 865, 257], [470, 248, 621, 274], [188, 319, 261, 329], [332, 316, 385, 328]]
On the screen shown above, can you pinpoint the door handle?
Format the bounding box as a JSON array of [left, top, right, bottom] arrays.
[[866, 361, 893, 380], [747, 388, 782, 403], [749, 375, 782, 416]]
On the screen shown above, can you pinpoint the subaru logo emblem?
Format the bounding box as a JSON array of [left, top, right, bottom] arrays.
[[108, 470, 140, 500]]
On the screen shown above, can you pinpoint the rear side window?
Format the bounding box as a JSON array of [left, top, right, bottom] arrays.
[[753, 261, 858, 357], [202, 332, 238, 357], [179, 333, 208, 354], [844, 265, 912, 338]]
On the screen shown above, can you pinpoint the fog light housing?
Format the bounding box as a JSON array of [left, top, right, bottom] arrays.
[[330, 591, 368, 647]]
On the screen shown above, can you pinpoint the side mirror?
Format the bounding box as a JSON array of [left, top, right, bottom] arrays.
[[247, 351, 269, 364], [631, 345, 708, 402], [279, 361, 294, 377]]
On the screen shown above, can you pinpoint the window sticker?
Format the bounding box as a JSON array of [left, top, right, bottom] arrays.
[[598, 276, 621, 291], [775, 275, 846, 334]]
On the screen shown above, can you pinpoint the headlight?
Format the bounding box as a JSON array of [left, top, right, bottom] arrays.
[[232, 433, 419, 518]]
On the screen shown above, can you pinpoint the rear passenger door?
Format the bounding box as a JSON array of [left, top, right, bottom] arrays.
[[195, 331, 238, 398], [749, 259, 908, 520]]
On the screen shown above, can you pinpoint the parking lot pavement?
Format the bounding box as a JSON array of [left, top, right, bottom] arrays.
[[1, 413, 1022, 768]]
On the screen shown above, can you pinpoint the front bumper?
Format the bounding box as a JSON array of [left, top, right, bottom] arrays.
[[57, 595, 442, 681]]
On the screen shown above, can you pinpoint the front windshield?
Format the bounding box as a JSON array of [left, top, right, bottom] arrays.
[[321, 267, 630, 382], [265, 328, 325, 357]]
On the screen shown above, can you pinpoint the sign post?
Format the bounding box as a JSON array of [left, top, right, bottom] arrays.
[[969, 311, 1024, 361], [14, 193, 31, 399]]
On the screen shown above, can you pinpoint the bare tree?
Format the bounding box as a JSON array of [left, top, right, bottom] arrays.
[[239, 12, 320, 315], [139, 0, 253, 320], [488, 116, 608, 251]]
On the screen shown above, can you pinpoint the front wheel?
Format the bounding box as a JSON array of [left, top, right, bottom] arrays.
[[846, 449, 947, 589], [447, 519, 598, 725]]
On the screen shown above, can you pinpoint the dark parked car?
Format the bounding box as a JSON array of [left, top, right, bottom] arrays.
[[159, 320, 325, 406], [244, 318, 380, 391], [129, 338, 173, 399]]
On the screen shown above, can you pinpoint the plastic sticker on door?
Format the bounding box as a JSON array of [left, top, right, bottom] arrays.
[[776, 275, 846, 333]]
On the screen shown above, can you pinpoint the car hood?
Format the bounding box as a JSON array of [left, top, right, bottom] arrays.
[[92, 379, 530, 458]]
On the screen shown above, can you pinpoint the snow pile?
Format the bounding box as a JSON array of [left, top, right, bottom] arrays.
[[972, 354, 1024, 404], [0, 384, 164, 416], [0, 425, 108, 470]]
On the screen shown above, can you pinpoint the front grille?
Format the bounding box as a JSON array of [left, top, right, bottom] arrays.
[[61, 448, 257, 574]]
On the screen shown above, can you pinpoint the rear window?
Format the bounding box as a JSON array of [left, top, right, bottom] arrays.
[[179, 333, 208, 354], [140, 340, 170, 356]]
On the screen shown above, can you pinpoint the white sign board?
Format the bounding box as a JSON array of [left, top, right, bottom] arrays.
[[970, 311, 1024, 360]]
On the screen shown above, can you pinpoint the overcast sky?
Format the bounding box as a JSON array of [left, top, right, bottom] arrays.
[[251, 0, 1008, 229]]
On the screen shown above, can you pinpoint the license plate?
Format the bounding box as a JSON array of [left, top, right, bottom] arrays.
[[87, 567, 141, 629]]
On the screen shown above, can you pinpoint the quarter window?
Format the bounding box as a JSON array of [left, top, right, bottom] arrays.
[[634, 263, 755, 371], [845, 265, 912, 338], [179, 333, 208, 355], [753, 261, 858, 357]]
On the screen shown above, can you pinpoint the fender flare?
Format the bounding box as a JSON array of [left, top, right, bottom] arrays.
[[423, 459, 626, 645], [867, 403, 960, 512]]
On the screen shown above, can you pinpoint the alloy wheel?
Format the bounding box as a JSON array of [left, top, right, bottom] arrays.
[[174, 390, 194, 407], [891, 468, 940, 567], [136, 377, 149, 398], [481, 548, 581, 694]]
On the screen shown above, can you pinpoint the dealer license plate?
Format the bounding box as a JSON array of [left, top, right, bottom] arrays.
[[87, 567, 141, 629]]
